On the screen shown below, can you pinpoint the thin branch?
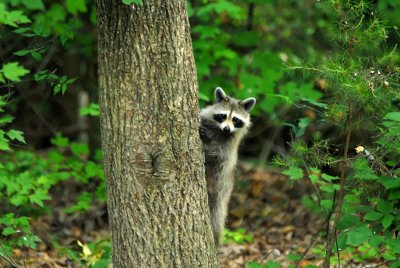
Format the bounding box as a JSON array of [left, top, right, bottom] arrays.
[[0, 252, 19, 268], [323, 101, 352, 268], [0, 241, 19, 268], [246, 3, 255, 31], [295, 223, 325, 268]]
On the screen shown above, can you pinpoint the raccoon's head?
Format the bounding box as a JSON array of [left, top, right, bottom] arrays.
[[201, 87, 256, 134]]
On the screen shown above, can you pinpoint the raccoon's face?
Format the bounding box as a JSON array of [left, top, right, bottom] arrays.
[[213, 110, 246, 134], [201, 87, 256, 134]]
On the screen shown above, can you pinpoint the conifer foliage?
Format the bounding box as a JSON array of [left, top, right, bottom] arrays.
[[279, 1, 400, 267]]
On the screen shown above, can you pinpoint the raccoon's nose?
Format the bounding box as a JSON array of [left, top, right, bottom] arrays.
[[223, 126, 231, 133]]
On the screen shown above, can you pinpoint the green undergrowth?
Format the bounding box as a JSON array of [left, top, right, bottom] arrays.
[[0, 133, 105, 263]]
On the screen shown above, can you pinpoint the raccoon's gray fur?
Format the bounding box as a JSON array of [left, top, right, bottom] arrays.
[[200, 87, 256, 246]]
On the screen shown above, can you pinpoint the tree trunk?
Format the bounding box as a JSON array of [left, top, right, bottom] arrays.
[[96, 1, 219, 267]]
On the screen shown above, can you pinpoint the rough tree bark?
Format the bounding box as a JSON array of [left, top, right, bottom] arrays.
[[96, 1, 219, 267]]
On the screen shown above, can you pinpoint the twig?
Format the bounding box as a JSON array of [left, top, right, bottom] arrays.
[[36, 39, 58, 72], [258, 126, 282, 162], [15, 86, 57, 136], [323, 101, 352, 268], [295, 223, 325, 268], [0, 253, 19, 268], [0, 241, 19, 268], [246, 3, 255, 31]]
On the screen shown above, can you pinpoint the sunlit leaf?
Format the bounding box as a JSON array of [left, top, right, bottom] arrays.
[[384, 112, 400, 122], [7, 130, 26, 144], [2, 62, 30, 82], [282, 166, 303, 180]]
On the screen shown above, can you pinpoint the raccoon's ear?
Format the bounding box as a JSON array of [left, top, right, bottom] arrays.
[[215, 87, 227, 103], [241, 98, 256, 112]]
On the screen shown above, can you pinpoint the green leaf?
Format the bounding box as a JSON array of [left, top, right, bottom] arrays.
[[295, 117, 312, 138], [199, 92, 210, 102], [321, 173, 339, 182], [31, 51, 42, 61], [0, 114, 14, 124], [2, 62, 30, 82], [245, 262, 263, 268], [353, 158, 378, 181], [79, 103, 100, 116], [23, 234, 41, 249], [22, 0, 44, 10], [369, 235, 385, 247], [2, 227, 17, 236], [0, 138, 10, 151], [387, 239, 400, 254], [335, 233, 347, 251], [71, 142, 89, 156], [53, 84, 61, 95], [321, 199, 333, 211], [0, 4, 31, 27], [300, 98, 328, 109], [197, 0, 244, 20], [337, 214, 361, 230], [122, 0, 143, 4], [13, 27, 36, 37], [390, 261, 400, 268], [14, 49, 32, 56], [0, 213, 15, 225], [29, 189, 50, 207], [320, 184, 340, 193], [232, 31, 259, 47], [7, 129, 26, 144], [382, 214, 394, 229], [85, 161, 100, 178], [266, 261, 281, 268], [64, 192, 92, 213], [377, 200, 393, 214], [389, 189, 400, 200], [384, 112, 400, 122], [287, 253, 301, 261], [346, 226, 373, 246], [248, 0, 274, 3], [61, 83, 67, 94], [363, 211, 383, 221], [66, 77, 78, 84], [50, 133, 69, 148], [282, 166, 303, 180], [48, 151, 64, 164], [66, 0, 87, 15], [382, 252, 397, 261], [380, 176, 400, 189], [34, 70, 49, 81]]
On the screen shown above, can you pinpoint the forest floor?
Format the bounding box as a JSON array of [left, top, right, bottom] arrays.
[[1, 163, 389, 268]]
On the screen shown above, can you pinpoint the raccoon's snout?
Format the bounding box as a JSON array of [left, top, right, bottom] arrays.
[[223, 126, 231, 133]]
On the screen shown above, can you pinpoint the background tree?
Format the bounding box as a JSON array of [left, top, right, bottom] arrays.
[[96, 0, 218, 267]]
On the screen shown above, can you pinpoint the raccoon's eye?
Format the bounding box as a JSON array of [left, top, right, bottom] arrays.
[[213, 114, 226, 123], [232, 117, 244, 128]]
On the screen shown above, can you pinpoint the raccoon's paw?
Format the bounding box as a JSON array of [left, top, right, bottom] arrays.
[[199, 127, 209, 141]]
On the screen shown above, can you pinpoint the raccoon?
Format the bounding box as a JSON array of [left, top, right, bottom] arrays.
[[200, 87, 256, 246]]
